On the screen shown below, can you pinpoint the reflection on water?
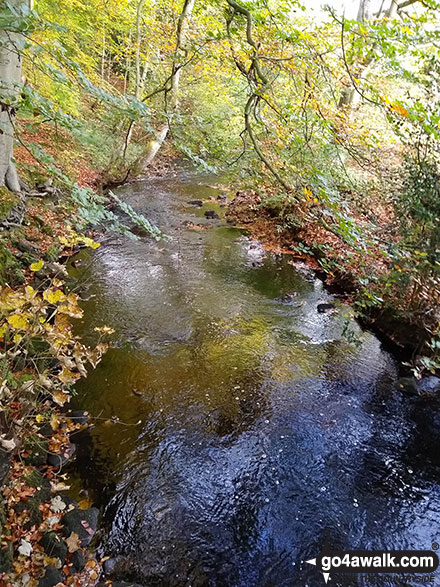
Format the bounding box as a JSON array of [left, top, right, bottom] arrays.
[[69, 172, 440, 586]]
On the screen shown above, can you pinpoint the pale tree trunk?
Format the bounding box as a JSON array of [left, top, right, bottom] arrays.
[[135, 0, 146, 100], [356, 0, 371, 21], [0, 0, 26, 192], [387, 0, 399, 17], [122, 0, 146, 153], [144, 0, 195, 166]]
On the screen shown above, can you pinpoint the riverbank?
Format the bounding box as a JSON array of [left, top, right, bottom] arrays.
[[225, 188, 437, 371], [0, 205, 108, 584]]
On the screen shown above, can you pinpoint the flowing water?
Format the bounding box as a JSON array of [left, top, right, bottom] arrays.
[[68, 170, 440, 586]]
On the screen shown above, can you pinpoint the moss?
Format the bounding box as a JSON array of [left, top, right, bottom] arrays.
[[45, 244, 61, 262], [0, 187, 19, 222], [0, 500, 12, 573], [15, 468, 52, 529], [0, 242, 25, 286], [23, 435, 49, 467]]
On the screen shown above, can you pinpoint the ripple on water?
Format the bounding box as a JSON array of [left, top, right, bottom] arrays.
[[68, 172, 440, 586]]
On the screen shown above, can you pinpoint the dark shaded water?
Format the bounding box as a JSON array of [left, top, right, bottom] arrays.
[[69, 171, 440, 586]]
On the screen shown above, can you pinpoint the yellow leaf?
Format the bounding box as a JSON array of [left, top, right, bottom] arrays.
[[50, 412, 59, 431], [13, 333, 22, 344], [81, 236, 100, 250], [7, 313, 29, 330], [0, 324, 7, 339], [25, 285, 36, 299], [30, 260, 44, 272], [58, 368, 81, 384], [35, 414, 44, 423], [53, 389, 71, 406], [43, 289, 66, 305]]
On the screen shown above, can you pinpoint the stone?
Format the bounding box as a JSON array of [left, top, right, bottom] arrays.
[[16, 239, 41, 256], [70, 549, 86, 572], [62, 507, 99, 546], [317, 302, 336, 313], [103, 554, 127, 576], [40, 532, 67, 564], [204, 209, 219, 220], [23, 437, 49, 467], [47, 442, 76, 468], [418, 376, 440, 394], [38, 565, 64, 587], [187, 200, 203, 207], [395, 377, 418, 396]]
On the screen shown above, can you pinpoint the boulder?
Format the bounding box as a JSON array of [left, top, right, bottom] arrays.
[[395, 377, 418, 396], [40, 531, 67, 564], [62, 507, 99, 547], [418, 376, 440, 395], [70, 548, 86, 572], [47, 442, 76, 468], [317, 302, 336, 313], [38, 565, 64, 587], [204, 209, 219, 220]]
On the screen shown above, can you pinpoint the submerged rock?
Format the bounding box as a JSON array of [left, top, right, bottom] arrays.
[[103, 554, 127, 576], [395, 377, 418, 396], [187, 200, 203, 207], [317, 302, 336, 313], [277, 293, 299, 304], [204, 209, 219, 220], [418, 376, 440, 395]]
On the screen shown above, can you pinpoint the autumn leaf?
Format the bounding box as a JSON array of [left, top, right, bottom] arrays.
[[65, 532, 81, 553], [30, 260, 44, 272], [50, 413, 60, 431], [52, 389, 71, 406], [18, 539, 32, 556], [43, 289, 66, 305], [7, 313, 29, 331], [50, 496, 66, 513]]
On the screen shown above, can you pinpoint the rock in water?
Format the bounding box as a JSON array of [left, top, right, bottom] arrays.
[[204, 209, 219, 219], [395, 377, 418, 396], [317, 303, 336, 313]]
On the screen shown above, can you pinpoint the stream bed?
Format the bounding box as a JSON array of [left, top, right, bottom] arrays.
[[68, 171, 440, 586]]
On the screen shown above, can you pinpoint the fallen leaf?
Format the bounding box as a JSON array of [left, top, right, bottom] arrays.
[[18, 539, 33, 556], [65, 532, 81, 553], [0, 435, 16, 452], [50, 496, 66, 513], [30, 260, 44, 272]]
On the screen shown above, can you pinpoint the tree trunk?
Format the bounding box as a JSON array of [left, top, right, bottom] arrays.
[[0, 0, 25, 192], [144, 0, 195, 166], [135, 0, 146, 100]]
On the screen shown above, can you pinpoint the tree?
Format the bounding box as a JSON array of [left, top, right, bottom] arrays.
[[143, 0, 195, 165], [0, 0, 30, 192]]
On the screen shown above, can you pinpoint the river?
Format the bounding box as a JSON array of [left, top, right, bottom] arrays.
[[67, 170, 440, 586]]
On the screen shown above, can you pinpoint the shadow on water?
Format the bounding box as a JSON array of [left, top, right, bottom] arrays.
[[66, 170, 440, 586]]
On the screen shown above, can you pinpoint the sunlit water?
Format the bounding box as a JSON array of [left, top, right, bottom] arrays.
[[68, 171, 440, 586]]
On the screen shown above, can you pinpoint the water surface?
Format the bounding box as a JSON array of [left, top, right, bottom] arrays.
[[69, 171, 440, 586]]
